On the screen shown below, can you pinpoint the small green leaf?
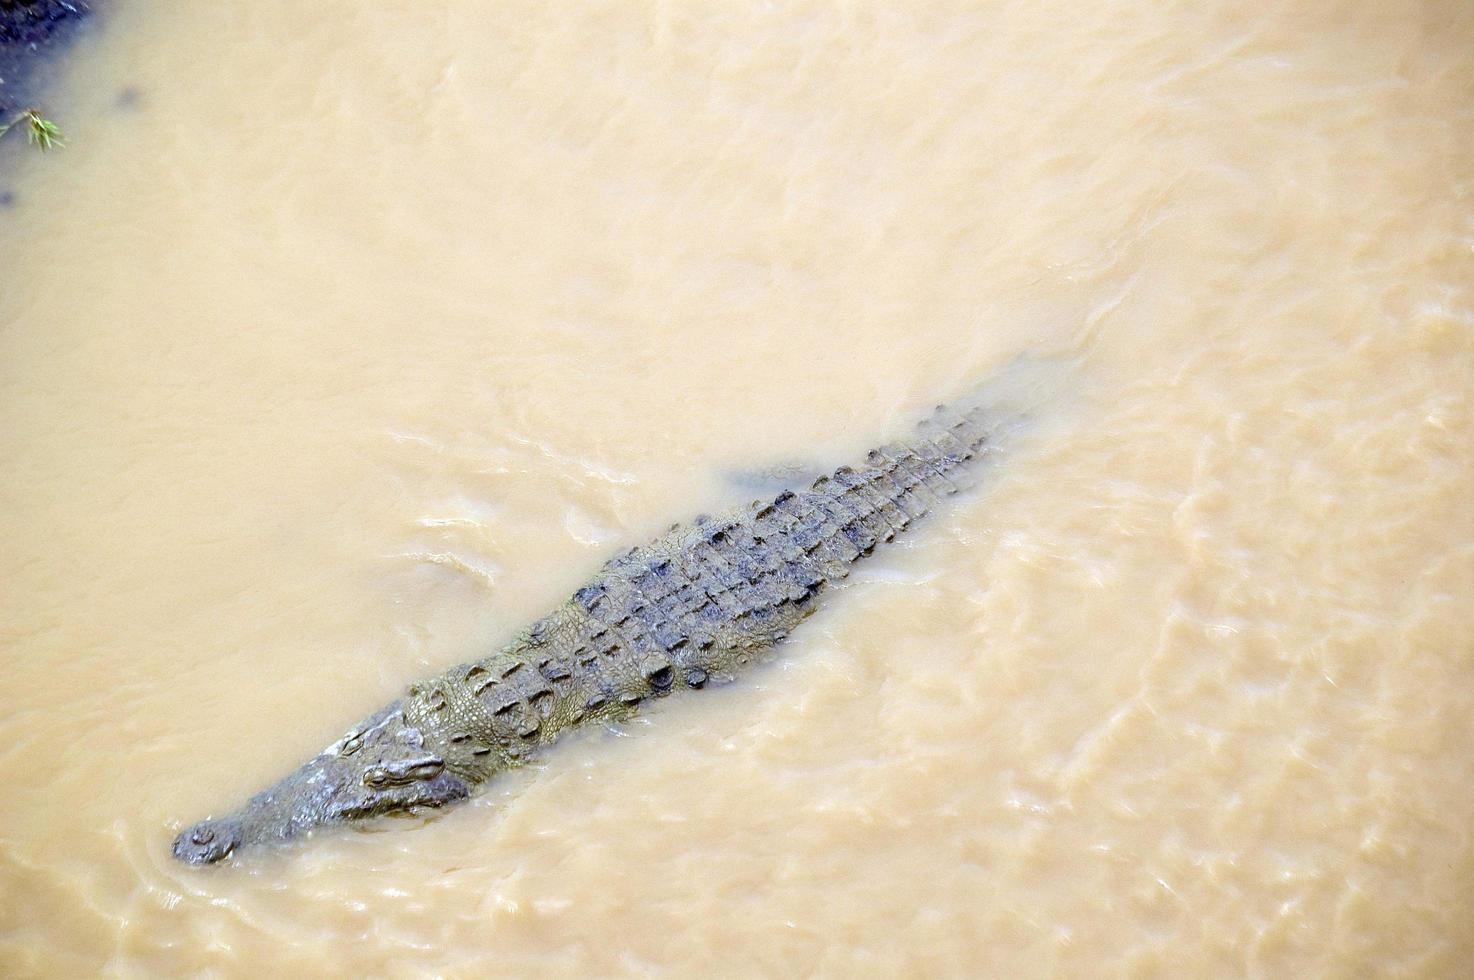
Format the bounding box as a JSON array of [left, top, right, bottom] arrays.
[[25, 111, 64, 151], [1, 109, 65, 152]]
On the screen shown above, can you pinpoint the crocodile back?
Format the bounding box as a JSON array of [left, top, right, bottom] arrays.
[[572, 401, 995, 680]]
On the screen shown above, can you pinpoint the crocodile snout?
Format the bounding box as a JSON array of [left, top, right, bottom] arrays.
[[172, 817, 242, 865]]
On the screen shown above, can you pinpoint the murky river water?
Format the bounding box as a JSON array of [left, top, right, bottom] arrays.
[[1, 1, 1471, 976]]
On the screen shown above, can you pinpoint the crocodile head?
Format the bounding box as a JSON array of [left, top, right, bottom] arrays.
[[172, 700, 471, 865]]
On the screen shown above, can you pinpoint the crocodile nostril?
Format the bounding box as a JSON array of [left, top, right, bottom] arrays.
[[173, 820, 240, 864]]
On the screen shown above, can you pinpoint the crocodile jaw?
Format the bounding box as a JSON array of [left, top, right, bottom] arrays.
[[172, 702, 472, 865]]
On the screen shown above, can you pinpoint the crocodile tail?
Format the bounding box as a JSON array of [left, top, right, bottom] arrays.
[[797, 414, 979, 563], [791, 355, 1064, 585]]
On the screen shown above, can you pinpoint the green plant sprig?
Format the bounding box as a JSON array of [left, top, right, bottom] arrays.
[[0, 109, 64, 151]]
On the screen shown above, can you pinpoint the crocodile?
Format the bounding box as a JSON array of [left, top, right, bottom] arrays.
[[173, 385, 1030, 864]]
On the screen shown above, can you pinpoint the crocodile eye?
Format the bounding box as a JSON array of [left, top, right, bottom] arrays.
[[339, 734, 363, 757], [400, 759, 444, 781], [362, 757, 444, 788]]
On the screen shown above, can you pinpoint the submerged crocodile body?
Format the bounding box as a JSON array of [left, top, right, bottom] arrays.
[[174, 393, 1016, 864]]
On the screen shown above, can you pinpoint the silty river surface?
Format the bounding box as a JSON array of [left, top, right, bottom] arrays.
[[0, 1, 1471, 976]]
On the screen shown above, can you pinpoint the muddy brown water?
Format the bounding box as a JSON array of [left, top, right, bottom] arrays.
[[1, 1, 1471, 976]]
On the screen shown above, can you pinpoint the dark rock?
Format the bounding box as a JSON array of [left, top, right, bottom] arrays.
[[0, 1, 91, 117], [0, 1, 89, 46]]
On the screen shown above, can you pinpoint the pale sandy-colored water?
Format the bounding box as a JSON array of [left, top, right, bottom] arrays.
[[1, 1, 1471, 976]]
